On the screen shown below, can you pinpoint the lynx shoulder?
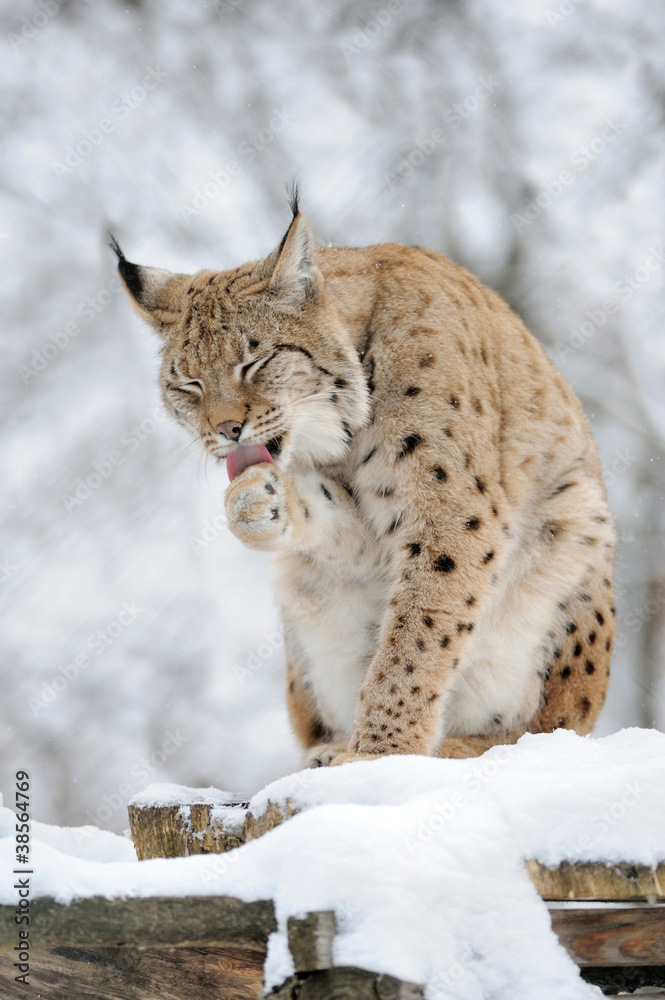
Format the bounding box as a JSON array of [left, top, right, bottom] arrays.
[[112, 197, 615, 766]]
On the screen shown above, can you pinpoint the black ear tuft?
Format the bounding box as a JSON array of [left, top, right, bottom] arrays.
[[106, 229, 125, 262], [106, 230, 143, 302], [287, 181, 300, 219]]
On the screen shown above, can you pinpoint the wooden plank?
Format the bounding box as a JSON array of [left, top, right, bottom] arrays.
[[0, 943, 265, 1000], [549, 905, 665, 966], [288, 911, 336, 971], [527, 860, 665, 902], [0, 896, 276, 949]]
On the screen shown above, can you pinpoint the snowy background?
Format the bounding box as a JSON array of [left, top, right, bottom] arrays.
[[1, 0, 664, 832]]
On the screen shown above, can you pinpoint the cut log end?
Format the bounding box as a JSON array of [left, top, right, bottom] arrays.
[[128, 788, 294, 860], [526, 859, 665, 903]]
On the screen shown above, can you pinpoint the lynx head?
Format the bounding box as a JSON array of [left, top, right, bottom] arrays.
[[110, 195, 370, 471]]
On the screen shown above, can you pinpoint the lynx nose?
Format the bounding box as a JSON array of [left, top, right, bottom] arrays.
[[217, 419, 244, 441]]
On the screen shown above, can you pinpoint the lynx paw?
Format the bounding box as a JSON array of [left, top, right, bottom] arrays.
[[224, 463, 289, 549], [300, 741, 350, 768]]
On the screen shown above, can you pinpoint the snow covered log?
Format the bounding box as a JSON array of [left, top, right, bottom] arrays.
[[527, 860, 665, 902], [127, 785, 294, 860], [127, 798, 249, 859], [128, 787, 665, 909]]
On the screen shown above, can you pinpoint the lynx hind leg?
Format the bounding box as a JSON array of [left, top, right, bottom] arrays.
[[437, 570, 615, 758], [532, 568, 615, 736]]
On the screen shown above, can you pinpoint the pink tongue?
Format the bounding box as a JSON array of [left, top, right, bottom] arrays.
[[226, 443, 274, 481]]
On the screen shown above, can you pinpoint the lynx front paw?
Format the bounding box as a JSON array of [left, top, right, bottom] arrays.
[[224, 463, 289, 549]]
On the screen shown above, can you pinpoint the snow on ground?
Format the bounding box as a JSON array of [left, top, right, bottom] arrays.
[[0, 803, 136, 864], [2, 728, 664, 999]]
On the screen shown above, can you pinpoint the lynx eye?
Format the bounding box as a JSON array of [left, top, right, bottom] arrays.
[[173, 380, 202, 394], [237, 351, 276, 383]]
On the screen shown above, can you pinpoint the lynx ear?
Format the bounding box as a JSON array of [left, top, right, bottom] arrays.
[[108, 232, 190, 335], [265, 201, 320, 305]]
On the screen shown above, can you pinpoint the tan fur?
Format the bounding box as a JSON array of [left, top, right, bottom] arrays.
[[115, 205, 615, 767]]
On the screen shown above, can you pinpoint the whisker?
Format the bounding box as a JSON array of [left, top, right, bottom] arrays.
[[172, 437, 201, 472], [203, 448, 213, 490]]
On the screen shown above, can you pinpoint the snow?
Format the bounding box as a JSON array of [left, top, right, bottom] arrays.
[[2, 728, 664, 998], [249, 728, 665, 868], [209, 804, 248, 837], [0, 801, 136, 865], [129, 782, 248, 809]]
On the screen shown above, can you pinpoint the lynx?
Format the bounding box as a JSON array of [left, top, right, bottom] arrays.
[[111, 193, 615, 766]]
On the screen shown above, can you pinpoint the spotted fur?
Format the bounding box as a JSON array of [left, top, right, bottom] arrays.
[[113, 202, 615, 766]]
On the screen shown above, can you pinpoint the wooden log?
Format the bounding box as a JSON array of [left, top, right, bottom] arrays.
[[288, 911, 336, 971], [118, 792, 665, 996], [549, 904, 665, 966], [128, 791, 294, 860], [128, 793, 665, 910], [0, 895, 277, 1000], [0, 944, 265, 1000], [2, 896, 665, 998], [527, 860, 665, 902], [0, 895, 276, 948], [128, 791, 250, 860], [243, 798, 297, 843]]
